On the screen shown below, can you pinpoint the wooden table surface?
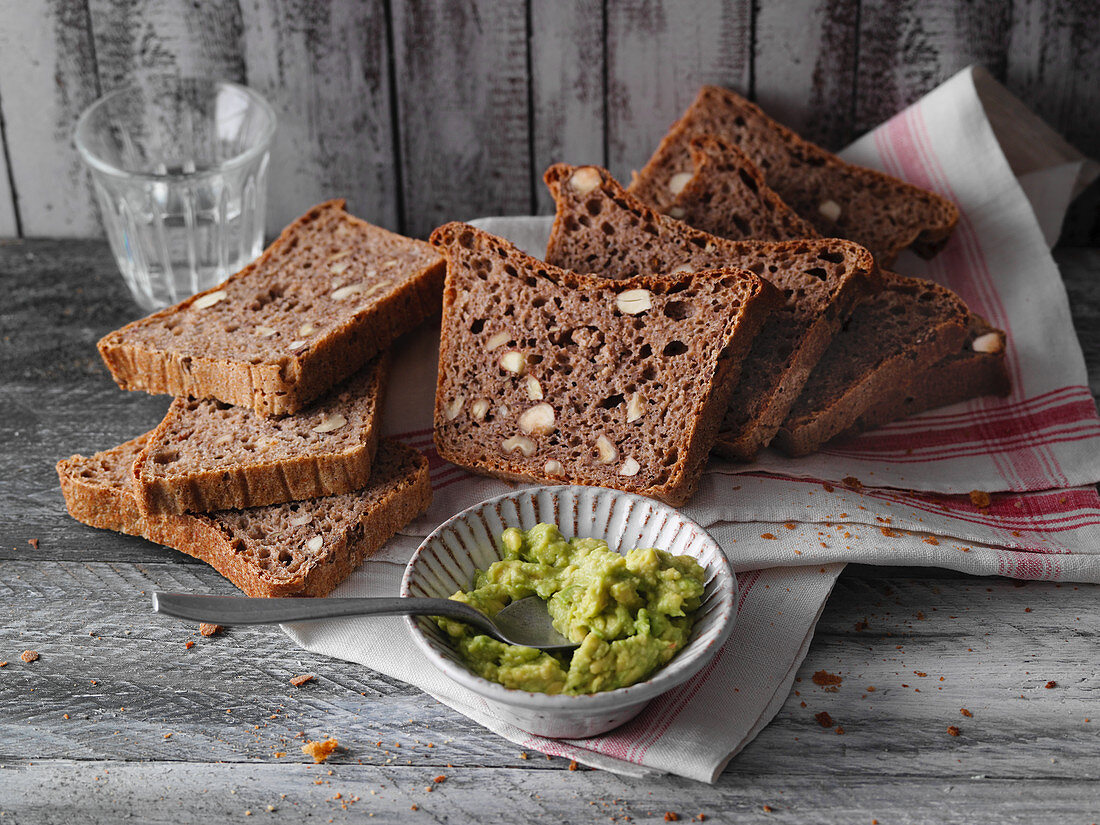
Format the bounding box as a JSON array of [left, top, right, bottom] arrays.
[[2, 241, 1098, 824]]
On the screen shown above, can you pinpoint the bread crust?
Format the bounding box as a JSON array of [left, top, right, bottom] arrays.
[[58, 437, 432, 597], [430, 221, 778, 506], [774, 274, 971, 456], [130, 354, 390, 515], [836, 316, 1011, 440], [629, 85, 959, 267], [543, 162, 879, 461], [97, 200, 444, 417]]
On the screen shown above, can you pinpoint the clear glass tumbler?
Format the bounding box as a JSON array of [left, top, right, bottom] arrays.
[[75, 78, 276, 312]]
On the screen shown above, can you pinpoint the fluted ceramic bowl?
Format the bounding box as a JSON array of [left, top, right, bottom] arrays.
[[400, 486, 736, 739]]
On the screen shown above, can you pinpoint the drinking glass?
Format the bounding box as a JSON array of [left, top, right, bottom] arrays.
[[75, 78, 276, 312]]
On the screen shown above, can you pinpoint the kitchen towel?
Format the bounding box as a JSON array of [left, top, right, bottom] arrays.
[[284, 65, 1100, 783]]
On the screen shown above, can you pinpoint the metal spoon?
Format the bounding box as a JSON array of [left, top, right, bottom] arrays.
[[151, 592, 577, 651]]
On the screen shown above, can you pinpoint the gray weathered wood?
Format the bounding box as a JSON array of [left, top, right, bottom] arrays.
[[1007, 0, 1100, 247], [0, 0, 102, 237], [239, 0, 401, 232], [1, 237, 1099, 819], [605, 0, 753, 185], [0, 101, 17, 236], [6, 759, 1100, 824], [86, 0, 246, 90], [529, 0, 606, 213], [854, 0, 1012, 135], [753, 0, 860, 151], [390, 0, 532, 237]]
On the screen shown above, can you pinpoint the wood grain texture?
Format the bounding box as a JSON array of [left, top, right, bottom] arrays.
[[529, 0, 606, 214], [605, 0, 753, 186], [854, 0, 1012, 135], [1, 239, 1099, 819], [239, 0, 400, 233], [1007, 0, 1100, 246], [0, 0, 102, 237], [86, 0, 245, 90], [390, 0, 531, 237], [4, 761, 1100, 824], [0, 101, 17, 236], [753, 0, 860, 151]]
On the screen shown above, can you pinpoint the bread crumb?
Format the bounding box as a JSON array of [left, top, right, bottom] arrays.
[[185, 641, 195, 650], [20, 650, 38, 663], [763, 805, 773, 812], [947, 726, 960, 737], [814, 711, 835, 728], [812, 670, 842, 687], [1045, 680, 1057, 689], [568, 759, 578, 771], [199, 623, 224, 637], [760, 533, 778, 540], [433, 775, 446, 783], [28, 538, 39, 549], [969, 490, 991, 508], [290, 673, 316, 687], [842, 476, 863, 490], [665, 813, 680, 822], [302, 737, 338, 763], [960, 708, 973, 717]]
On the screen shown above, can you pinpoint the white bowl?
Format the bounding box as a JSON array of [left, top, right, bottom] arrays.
[[400, 485, 737, 739]]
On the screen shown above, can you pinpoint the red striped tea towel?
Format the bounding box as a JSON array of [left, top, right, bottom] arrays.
[[283, 65, 1100, 782]]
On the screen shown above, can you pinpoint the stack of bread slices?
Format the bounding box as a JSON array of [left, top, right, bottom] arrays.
[[59, 86, 1011, 595], [58, 200, 442, 596], [430, 85, 1009, 501]]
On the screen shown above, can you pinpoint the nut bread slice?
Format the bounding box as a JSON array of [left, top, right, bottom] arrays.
[[57, 437, 431, 598], [132, 354, 390, 515], [667, 135, 819, 242], [429, 222, 777, 506], [98, 200, 444, 417], [629, 85, 959, 266], [838, 315, 1010, 439], [544, 163, 877, 461], [773, 272, 971, 456]]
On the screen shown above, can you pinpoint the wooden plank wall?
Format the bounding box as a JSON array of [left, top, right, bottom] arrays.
[[0, 0, 1096, 242]]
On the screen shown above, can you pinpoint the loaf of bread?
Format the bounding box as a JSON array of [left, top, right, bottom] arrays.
[[773, 273, 971, 456], [98, 200, 444, 417], [543, 163, 877, 460], [629, 85, 959, 266], [667, 135, 819, 242], [429, 221, 778, 505], [132, 354, 389, 515], [57, 437, 431, 598], [837, 315, 1010, 439]]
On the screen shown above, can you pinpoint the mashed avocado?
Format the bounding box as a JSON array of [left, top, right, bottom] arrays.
[[435, 523, 706, 695]]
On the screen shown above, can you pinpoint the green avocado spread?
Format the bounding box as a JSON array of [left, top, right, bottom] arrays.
[[436, 523, 706, 695]]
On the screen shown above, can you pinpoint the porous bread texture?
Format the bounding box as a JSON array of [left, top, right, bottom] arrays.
[[429, 221, 776, 506], [98, 200, 444, 417], [773, 272, 971, 456], [628, 85, 959, 266], [837, 314, 1011, 439], [57, 438, 431, 598], [132, 354, 390, 515], [668, 135, 819, 242], [543, 163, 877, 461]]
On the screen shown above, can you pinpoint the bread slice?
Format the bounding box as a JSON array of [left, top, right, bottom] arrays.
[[628, 85, 959, 266], [773, 272, 971, 456], [98, 200, 444, 417], [838, 315, 1010, 439], [131, 354, 390, 515], [543, 163, 877, 460], [57, 437, 431, 598], [429, 221, 777, 506], [667, 135, 819, 242]]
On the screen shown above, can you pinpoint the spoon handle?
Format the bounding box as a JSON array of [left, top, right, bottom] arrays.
[[151, 591, 501, 638]]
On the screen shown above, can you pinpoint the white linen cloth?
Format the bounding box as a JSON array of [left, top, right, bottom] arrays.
[[284, 66, 1100, 783]]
